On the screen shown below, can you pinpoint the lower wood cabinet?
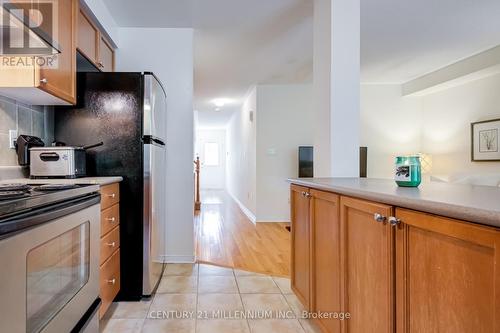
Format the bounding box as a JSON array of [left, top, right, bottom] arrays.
[[290, 185, 500, 333], [99, 183, 121, 319], [100, 248, 121, 317], [395, 208, 500, 333], [310, 190, 341, 333], [340, 197, 394, 333], [290, 185, 311, 309]]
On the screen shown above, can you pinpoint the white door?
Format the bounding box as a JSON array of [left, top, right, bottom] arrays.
[[196, 129, 226, 189]]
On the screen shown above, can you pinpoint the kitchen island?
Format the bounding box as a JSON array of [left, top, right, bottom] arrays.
[[288, 177, 499, 333]]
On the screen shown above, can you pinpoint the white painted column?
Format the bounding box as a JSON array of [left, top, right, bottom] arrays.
[[313, 0, 360, 177]]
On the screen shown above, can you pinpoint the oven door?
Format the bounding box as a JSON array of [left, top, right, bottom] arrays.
[[0, 200, 100, 333]]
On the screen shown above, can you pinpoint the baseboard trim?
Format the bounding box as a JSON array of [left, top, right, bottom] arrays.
[[161, 255, 196, 264], [227, 191, 256, 224]]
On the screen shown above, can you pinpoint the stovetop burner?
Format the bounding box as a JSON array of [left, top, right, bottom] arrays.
[[34, 184, 80, 192], [0, 191, 30, 200], [0, 183, 99, 219], [0, 184, 31, 192]]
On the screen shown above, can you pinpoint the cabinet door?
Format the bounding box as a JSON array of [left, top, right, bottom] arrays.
[[38, 0, 77, 104], [340, 196, 394, 333], [77, 8, 99, 64], [98, 36, 114, 72], [290, 184, 311, 309], [395, 208, 500, 333], [310, 190, 341, 333]]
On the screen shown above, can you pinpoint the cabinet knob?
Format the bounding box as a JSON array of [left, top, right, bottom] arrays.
[[40, 78, 48, 84], [106, 278, 116, 285], [107, 193, 116, 198], [304, 192, 311, 198], [105, 217, 116, 222], [373, 213, 386, 223], [389, 216, 401, 227], [105, 242, 116, 247]]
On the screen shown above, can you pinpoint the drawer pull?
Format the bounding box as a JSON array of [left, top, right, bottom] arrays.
[[105, 217, 116, 222], [105, 242, 116, 247], [106, 193, 116, 198], [106, 278, 116, 285]]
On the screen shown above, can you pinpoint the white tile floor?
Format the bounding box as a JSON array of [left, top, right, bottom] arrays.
[[101, 263, 322, 333]]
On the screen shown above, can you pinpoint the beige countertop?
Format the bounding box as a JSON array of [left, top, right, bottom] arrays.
[[289, 177, 500, 228], [0, 176, 123, 186]]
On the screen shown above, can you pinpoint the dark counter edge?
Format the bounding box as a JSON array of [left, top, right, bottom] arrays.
[[288, 178, 500, 229]]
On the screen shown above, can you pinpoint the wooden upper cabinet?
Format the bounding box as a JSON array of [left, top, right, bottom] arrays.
[[340, 196, 394, 333], [38, 0, 77, 104], [290, 184, 311, 310], [310, 190, 341, 333], [0, 0, 77, 105], [77, 9, 114, 72], [77, 9, 99, 64], [98, 36, 114, 72], [395, 208, 500, 333]]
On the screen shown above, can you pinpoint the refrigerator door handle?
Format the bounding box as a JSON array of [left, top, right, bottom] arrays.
[[143, 135, 166, 146]]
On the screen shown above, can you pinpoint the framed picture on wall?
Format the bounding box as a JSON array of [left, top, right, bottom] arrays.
[[471, 118, 500, 161]]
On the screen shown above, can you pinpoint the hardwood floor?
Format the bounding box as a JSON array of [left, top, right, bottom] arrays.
[[195, 190, 291, 277]]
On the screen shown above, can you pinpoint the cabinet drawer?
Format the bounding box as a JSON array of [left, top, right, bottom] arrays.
[[99, 248, 120, 319], [100, 225, 120, 265], [101, 204, 120, 236], [101, 183, 120, 210]]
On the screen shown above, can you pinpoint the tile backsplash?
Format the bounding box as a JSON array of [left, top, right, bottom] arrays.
[[0, 95, 54, 167]]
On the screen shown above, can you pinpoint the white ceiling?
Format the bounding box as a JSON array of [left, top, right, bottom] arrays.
[[104, 0, 500, 126], [361, 0, 500, 83], [103, 0, 313, 128]]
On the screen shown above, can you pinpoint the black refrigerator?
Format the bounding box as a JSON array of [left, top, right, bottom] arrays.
[[55, 72, 167, 300]]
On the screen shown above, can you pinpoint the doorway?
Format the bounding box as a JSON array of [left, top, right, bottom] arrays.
[[195, 129, 226, 190]]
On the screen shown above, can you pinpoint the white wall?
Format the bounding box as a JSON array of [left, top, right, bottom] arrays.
[[421, 73, 500, 176], [313, 0, 360, 177], [195, 129, 226, 189], [256, 84, 314, 222], [226, 84, 314, 222], [116, 28, 195, 263], [360, 84, 422, 178], [226, 88, 257, 220], [361, 74, 500, 179], [312, 0, 332, 177]]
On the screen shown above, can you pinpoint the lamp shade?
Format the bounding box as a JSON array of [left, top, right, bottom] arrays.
[[418, 153, 432, 174]]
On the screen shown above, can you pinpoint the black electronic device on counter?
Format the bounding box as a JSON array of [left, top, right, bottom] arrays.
[[15, 135, 45, 166]]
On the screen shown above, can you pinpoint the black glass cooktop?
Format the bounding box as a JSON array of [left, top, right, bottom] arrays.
[[0, 183, 100, 219]]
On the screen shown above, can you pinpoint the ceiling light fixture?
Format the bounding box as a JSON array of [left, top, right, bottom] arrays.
[[212, 98, 231, 108]]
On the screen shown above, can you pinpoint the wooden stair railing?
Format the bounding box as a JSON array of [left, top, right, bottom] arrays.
[[194, 156, 201, 211]]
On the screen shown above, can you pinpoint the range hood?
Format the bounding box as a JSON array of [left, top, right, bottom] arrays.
[[0, 1, 60, 56]]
